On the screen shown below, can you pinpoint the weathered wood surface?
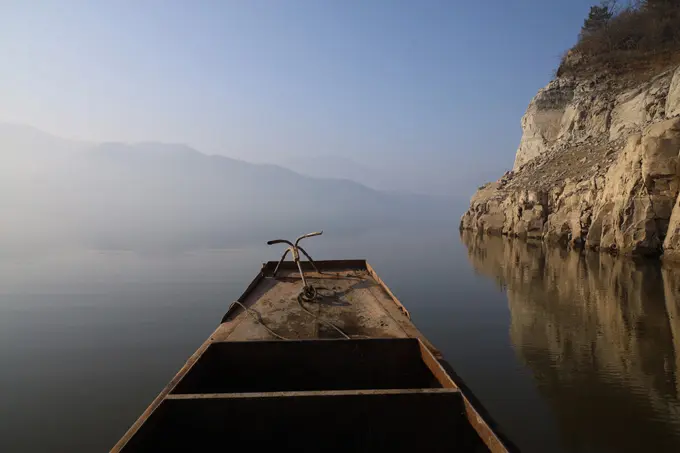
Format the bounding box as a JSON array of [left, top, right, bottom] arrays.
[[213, 261, 436, 352]]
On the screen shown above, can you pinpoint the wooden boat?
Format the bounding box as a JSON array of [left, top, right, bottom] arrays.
[[111, 234, 515, 452]]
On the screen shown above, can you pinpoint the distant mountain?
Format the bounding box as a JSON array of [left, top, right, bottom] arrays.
[[1, 124, 456, 252], [278, 155, 395, 192], [277, 154, 477, 201], [0, 123, 87, 162]]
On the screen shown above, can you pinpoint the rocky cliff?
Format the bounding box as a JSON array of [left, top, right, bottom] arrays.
[[461, 63, 680, 257]]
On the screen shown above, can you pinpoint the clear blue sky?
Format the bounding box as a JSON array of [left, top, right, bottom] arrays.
[[0, 0, 595, 195]]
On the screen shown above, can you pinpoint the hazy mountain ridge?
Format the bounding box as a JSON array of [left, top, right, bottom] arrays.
[[277, 154, 469, 200], [278, 155, 394, 192], [2, 124, 456, 252]]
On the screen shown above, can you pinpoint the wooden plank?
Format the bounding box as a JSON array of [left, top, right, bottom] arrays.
[[417, 338, 460, 390], [166, 388, 459, 400]]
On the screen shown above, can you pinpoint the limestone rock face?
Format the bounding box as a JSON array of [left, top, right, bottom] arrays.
[[588, 119, 680, 254], [667, 65, 680, 118], [514, 79, 575, 169], [462, 65, 680, 257], [609, 74, 670, 140]]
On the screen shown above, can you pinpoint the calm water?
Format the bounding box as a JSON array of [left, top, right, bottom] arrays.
[[2, 226, 680, 452]]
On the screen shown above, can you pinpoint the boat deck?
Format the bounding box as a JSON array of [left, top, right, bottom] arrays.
[[214, 260, 433, 347]]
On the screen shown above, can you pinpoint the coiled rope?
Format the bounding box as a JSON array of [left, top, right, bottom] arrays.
[[230, 287, 359, 340]]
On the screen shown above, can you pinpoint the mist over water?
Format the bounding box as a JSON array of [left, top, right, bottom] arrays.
[[3, 125, 680, 452], [1, 125, 457, 255]]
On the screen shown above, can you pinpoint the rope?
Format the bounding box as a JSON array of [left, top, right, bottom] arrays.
[[231, 300, 289, 340], [231, 288, 372, 341], [296, 293, 351, 339]]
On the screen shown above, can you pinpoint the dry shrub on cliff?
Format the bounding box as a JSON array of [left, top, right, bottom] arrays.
[[557, 0, 680, 79]]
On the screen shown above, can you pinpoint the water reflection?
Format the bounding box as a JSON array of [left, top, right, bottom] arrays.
[[461, 231, 680, 453]]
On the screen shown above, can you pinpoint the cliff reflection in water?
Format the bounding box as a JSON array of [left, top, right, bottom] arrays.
[[461, 231, 680, 453]]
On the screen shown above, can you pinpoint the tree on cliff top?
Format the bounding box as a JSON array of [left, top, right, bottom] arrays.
[[581, 2, 614, 36], [557, 0, 680, 78]]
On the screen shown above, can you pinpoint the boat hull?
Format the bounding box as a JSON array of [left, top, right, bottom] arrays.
[[111, 260, 515, 452]]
